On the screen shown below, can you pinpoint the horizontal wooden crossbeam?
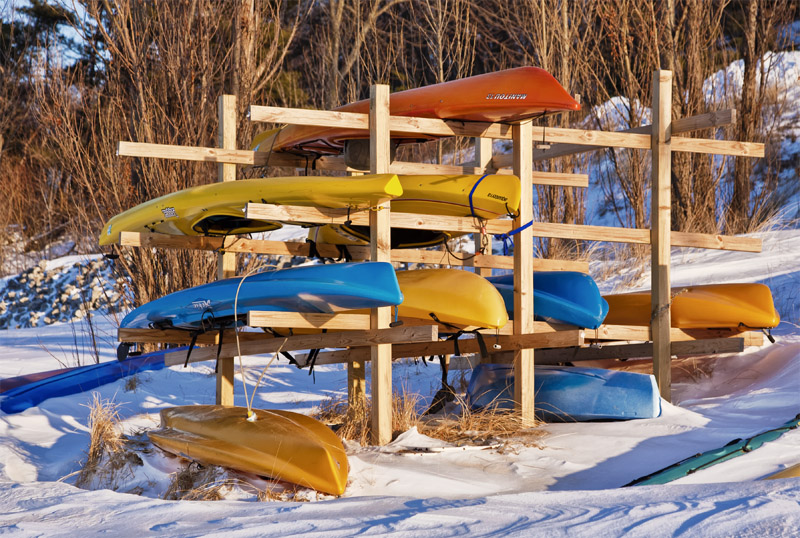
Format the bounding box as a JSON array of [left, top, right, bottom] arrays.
[[245, 204, 762, 252], [117, 231, 590, 272], [530, 109, 738, 161], [247, 311, 370, 330], [296, 329, 584, 365], [533, 337, 745, 364], [162, 324, 438, 366], [250, 106, 762, 160], [250, 105, 651, 149], [586, 325, 764, 346], [117, 141, 588, 186]]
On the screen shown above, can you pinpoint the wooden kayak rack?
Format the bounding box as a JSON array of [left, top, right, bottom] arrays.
[[115, 71, 766, 445]]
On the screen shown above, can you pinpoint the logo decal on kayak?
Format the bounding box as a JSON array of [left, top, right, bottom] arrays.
[[191, 300, 212, 310], [161, 207, 178, 219], [486, 93, 527, 100], [487, 192, 508, 202]]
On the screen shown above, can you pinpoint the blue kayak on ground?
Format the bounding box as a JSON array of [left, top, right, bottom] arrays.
[[0, 348, 180, 414], [487, 271, 609, 329], [121, 262, 403, 331], [466, 363, 661, 422]]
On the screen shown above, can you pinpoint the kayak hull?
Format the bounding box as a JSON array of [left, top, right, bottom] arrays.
[[1, 349, 175, 414], [488, 272, 609, 329], [466, 363, 661, 422], [394, 269, 508, 330], [252, 67, 580, 155], [99, 174, 402, 245], [603, 283, 780, 329], [309, 174, 520, 249], [120, 262, 403, 331], [149, 405, 348, 496]]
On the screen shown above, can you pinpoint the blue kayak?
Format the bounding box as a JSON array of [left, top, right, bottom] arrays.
[[466, 363, 661, 422], [0, 348, 180, 414], [487, 272, 609, 329], [121, 262, 403, 331]]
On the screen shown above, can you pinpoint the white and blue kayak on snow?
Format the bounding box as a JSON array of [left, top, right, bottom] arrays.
[[466, 363, 661, 422]]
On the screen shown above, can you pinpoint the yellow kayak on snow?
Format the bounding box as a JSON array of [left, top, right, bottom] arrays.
[[148, 405, 348, 496], [99, 174, 402, 246], [603, 283, 780, 329], [764, 463, 800, 480], [309, 173, 520, 248]]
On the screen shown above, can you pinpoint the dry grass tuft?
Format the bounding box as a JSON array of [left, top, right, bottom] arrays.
[[163, 462, 229, 501], [420, 393, 544, 447], [75, 393, 142, 490], [123, 375, 140, 392], [315, 388, 543, 448]]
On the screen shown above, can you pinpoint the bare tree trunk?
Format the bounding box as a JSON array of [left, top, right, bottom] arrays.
[[729, 0, 758, 232]]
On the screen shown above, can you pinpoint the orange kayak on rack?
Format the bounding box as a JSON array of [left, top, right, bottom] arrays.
[[251, 67, 580, 155], [603, 283, 780, 330]]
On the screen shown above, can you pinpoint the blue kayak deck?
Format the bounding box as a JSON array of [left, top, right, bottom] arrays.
[[487, 272, 609, 329], [121, 262, 403, 331]]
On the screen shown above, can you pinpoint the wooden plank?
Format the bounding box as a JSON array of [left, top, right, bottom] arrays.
[[370, 84, 393, 446], [585, 325, 764, 343], [244, 205, 762, 252], [216, 94, 237, 406], [512, 120, 535, 425], [297, 329, 585, 365], [672, 109, 737, 134], [250, 105, 515, 139], [651, 70, 673, 402], [163, 324, 437, 366], [245, 204, 512, 235], [670, 136, 764, 158], [117, 141, 262, 165], [249, 104, 652, 148], [472, 137, 495, 277], [670, 231, 761, 252], [530, 109, 737, 161], [246, 312, 370, 330], [530, 171, 589, 188], [118, 231, 590, 272], [534, 338, 745, 365], [118, 328, 223, 345]]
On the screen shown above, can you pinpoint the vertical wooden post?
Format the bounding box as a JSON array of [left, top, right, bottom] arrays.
[[651, 70, 673, 402], [347, 167, 367, 411], [471, 137, 493, 277], [216, 94, 237, 406], [369, 84, 393, 445], [512, 120, 535, 425]]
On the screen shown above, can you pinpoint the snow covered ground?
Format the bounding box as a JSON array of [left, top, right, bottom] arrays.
[[1, 227, 798, 537]]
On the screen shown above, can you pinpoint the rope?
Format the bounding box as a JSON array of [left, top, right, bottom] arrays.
[[494, 219, 534, 255], [468, 174, 490, 218]]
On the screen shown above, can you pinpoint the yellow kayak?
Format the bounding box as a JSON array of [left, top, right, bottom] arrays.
[[283, 269, 509, 334], [99, 174, 402, 246], [395, 269, 508, 329], [309, 173, 520, 249], [148, 405, 348, 496], [764, 463, 800, 480], [603, 283, 780, 329]]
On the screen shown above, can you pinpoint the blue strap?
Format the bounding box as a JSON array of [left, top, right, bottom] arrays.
[[495, 219, 533, 255], [468, 174, 490, 218]]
